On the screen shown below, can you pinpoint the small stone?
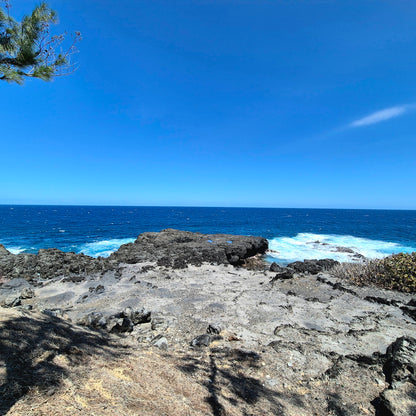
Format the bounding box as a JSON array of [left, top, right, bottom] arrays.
[[20, 288, 35, 299], [151, 335, 168, 350], [76, 312, 106, 328], [108, 316, 133, 333], [207, 323, 222, 334], [89, 285, 105, 294], [129, 308, 151, 325], [76, 294, 89, 303], [42, 308, 63, 318], [1, 297, 22, 308], [227, 334, 240, 342], [191, 334, 212, 347], [265, 378, 279, 387]]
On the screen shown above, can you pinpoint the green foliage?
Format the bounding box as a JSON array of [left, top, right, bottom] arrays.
[[375, 252, 416, 293], [0, 0, 80, 84], [331, 252, 416, 293]]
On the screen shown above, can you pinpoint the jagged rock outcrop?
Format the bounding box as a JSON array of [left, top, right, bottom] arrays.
[[373, 336, 416, 416], [0, 229, 268, 281], [287, 259, 339, 274], [109, 228, 268, 268], [76, 307, 151, 333], [270, 258, 339, 281], [0, 244, 108, 281]]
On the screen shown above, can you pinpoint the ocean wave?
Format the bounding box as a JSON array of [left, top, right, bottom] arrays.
[[5, 246, 27, 255], [267, 233, 416, 264], [77, 238, 135, 258]]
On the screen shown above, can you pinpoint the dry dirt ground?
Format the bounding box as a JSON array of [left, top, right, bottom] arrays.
[[1, 263, 416, 415]]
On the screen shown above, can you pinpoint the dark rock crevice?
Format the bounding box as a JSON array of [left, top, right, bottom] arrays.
[[316, 275, 358, 296]]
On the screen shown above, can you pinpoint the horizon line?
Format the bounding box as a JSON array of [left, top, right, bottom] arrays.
[[0, 203, 415, 212]]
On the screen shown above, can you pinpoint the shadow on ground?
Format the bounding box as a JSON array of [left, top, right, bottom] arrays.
[[177, 347, 306, 416], [0, 310, 127, 415]]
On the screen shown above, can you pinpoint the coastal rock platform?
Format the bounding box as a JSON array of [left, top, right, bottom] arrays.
[[0, 230, 415, 415], [0, 229, 268, 281]]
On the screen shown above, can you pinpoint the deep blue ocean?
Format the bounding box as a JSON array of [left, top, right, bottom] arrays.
[[1, 205, 416, 264]]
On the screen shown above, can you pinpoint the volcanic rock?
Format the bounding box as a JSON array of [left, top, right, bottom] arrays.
[[151, 335, 168, 350], [287, 259, 339, 275], [109, 229, 268, 268], [191, 334, 212, 347], [0, 245, 108, 281], [373, 336, 416, 416], [383, 336, 416, 386], [0, 230, 268, 281]]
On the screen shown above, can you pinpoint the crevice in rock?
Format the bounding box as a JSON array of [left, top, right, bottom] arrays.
[[365, 296, 400, 307], [316, 276, 358, 296]]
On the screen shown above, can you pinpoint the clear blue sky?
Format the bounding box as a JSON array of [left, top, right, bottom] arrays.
[[2, 0, 416, 209]]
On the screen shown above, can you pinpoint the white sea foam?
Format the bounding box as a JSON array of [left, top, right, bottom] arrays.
[[77, 238, 135, 258], [267, 233, 416, 264], [6, 246, 26, 255]]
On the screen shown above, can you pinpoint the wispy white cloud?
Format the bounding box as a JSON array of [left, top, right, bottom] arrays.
[[350, 105, 411, 128]]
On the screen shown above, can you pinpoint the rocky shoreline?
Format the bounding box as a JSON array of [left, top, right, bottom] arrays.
[[1, 229, 415, 415], [0, 228, 268, 281]]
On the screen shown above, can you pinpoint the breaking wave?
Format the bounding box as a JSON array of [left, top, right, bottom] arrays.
[[5, 246, 26, 255], [77, 238, 135, 258], [267, 233, 416, 264]]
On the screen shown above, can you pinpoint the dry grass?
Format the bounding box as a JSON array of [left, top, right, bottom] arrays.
[[330, 253, 416, 293], [0, 309, 289, 416], [330, 260, 383, 287], [6, 351, 214, 416]]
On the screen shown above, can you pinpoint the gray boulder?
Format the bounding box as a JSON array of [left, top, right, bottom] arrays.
[[151, 335, 168, 350], [191, 334, 212, 347], [76, 308, 151, 334]]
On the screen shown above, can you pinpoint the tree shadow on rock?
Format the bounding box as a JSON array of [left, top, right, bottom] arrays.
[[0, 310, 128, 415], [177, 347, 305, 416]]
